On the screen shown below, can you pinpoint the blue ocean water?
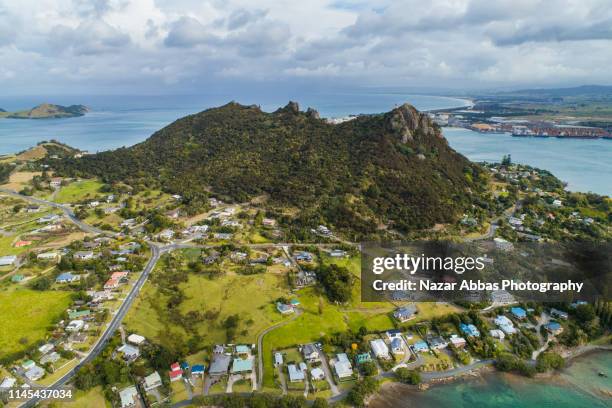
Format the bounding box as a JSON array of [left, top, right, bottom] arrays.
[[443, 128, 612, 196]]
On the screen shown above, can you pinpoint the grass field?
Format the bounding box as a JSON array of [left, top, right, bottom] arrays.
[[54, 180, 104, 203], [57, 386, 110, 408], [125, 266, 288, 348], [0, 288, 72, 357]]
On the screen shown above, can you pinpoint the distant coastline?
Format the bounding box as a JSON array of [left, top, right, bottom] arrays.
[[0, 103, 88, 120]]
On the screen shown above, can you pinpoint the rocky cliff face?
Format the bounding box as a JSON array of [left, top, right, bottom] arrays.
[[385, 103, 439, 143]]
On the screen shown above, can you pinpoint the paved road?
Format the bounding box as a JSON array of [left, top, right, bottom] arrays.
[[0, 187, 111, 236], [19, 242, 162, 408], [255, 309, 302, 390]]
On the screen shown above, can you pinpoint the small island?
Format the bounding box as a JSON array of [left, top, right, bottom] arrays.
[[0, 103, 88, 119]]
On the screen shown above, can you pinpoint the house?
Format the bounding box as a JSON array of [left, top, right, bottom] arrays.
[[119, 385, 138, 408], [390, 338, 405, 355], [294, 251, 313, 262], [545, 322, 563, 335], [118, 344, 140, 361], [494, 237, 514, 251], [88, 290, 114, 302], [104, 278, 120, 290], [274, 352, 283, 367], [0, 255, 17, 266], [287, 364, 305, 382], [39, 214, 60, 223], [449, 335, 466, 348], [37, 251, 60, 261], [66, 320, 85, 332], [127, 334, 146, 346], [11, 274, 24, 283], [316, 225, 332, 237], [550, 308, 569, 320], [302, 344, 319, 362], [552, 199, 562, 207], [276, 302, 294, 315], [235, 345, 250, 355], [158, 229, 175, 241], [40, 352, 60, 365], [56, 272, 79, 283], [73, 251, 94, 261], [26, 205, 41, 213], [14, 240, 32, 248], [370, 339, 390, 359], [88, 201, 100, 208], [385, 329, 403, 341], [356, 353, 372, 364], [511, 307, 527, 319], [310, 367, 325, 381], [22, 360, 36, 370], [69, 332, 88, 343], [38, 343, 54, 354], [143, 371, 162, 391], [460, 323, 480, 338], [0, 377, 16, 388], [393, 304, 418, 322], [68, 309, 91, 320], [329, 249, 347, 258], [412, 341, 429, 353], [262, 218, 276, 227], [191, 365, 205, 377], [213, 233, 233, 240], [426, 335, 448, 350], [209, 353, 231, 376], [290, 299, 300, 307], [231, 358, 253, 374], [168, 362, 183, 382], [333, 353, 353, 379], [490, 329, 506, 340], [165, 209, 180, 219], [490, 290, 516, 305], [494, 315, 517, 334], [25, 365, 45, 381]]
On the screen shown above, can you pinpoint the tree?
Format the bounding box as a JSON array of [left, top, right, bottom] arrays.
[[394, 367, 421, 384], [360, 361, 378, 376], [501, 154, 512, 166], [536, 352, 565, 372]]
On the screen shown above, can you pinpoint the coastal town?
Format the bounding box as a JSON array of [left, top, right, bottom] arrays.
[[0, 143, 610, 408]]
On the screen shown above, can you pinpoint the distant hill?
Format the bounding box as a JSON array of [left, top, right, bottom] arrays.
[[49, 101, 484, 236], [0, 103, 88, 119], [504, 85, 612, 98]]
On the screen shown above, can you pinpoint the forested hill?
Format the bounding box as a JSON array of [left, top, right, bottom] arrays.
[[49, 101, 485, 235]]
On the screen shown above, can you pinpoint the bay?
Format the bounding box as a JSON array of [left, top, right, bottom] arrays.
[[370, 351, 612, 408], [443, 127, 612, 196]]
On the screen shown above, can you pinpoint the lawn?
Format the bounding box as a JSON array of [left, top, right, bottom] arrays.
[[125, 267, 288, 349], [54, 179, 104, 203], [0, 288, 72, 357], [57, 386, 110, 408]]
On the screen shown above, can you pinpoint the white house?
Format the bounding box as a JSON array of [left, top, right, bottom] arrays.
[[370, 339, 390, 359], [333, 353, 353, 379], [37, 251, 60, 261], [490, 329, 506, 340], [143, 371, 162, 391], [0, 255, 17, 266], [119, 386, 138, 408], [127, 334, 146, 346], [66, 320, 85, 332]]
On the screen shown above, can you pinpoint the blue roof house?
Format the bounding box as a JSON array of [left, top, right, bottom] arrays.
[[511, 307, 527, 319], [413, 341, 429, 353], [460, 323, 480, 337]]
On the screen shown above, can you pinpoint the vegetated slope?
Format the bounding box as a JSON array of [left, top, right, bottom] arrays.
[[50, 101, 484, 235], [4, 103, 88, 119]]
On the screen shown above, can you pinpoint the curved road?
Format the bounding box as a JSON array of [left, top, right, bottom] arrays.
[[0, 187, 111, 236]]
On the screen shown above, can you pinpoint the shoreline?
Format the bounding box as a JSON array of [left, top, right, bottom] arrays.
[[373, 346, 611, 399]]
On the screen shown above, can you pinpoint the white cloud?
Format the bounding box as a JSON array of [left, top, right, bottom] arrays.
[[0, 0, 611, 94]]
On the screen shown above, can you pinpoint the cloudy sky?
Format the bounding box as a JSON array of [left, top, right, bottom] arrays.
[[1, 0, 611, 95]]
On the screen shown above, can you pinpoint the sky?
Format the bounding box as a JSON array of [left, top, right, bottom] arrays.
[[1, 0, 612, 96]]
